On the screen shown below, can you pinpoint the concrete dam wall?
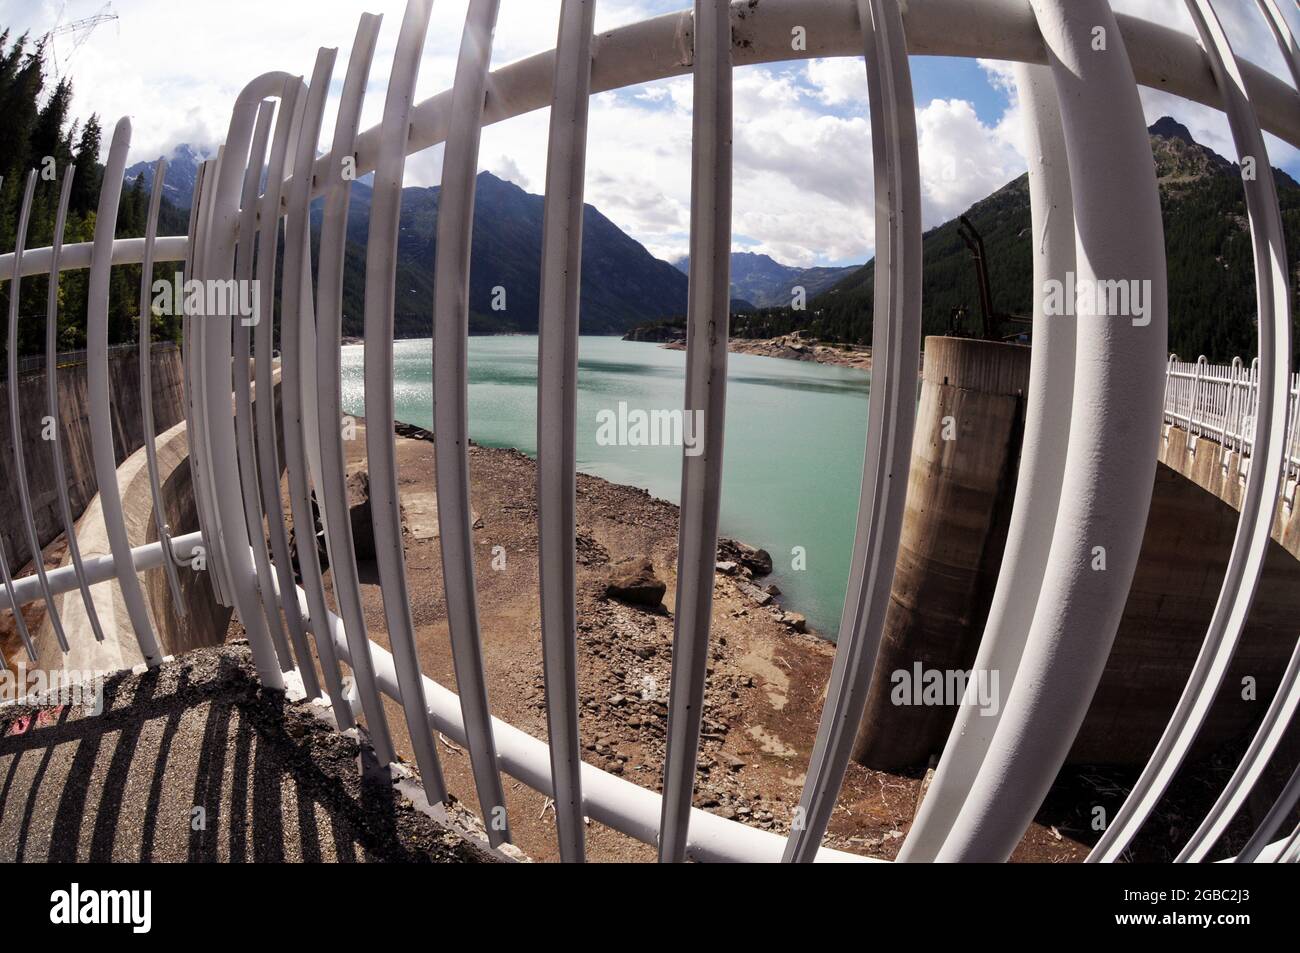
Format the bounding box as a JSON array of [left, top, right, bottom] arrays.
[[855, 336, 1300, 771], [0, 344, 186, 575], [29, 366, 282, 670]]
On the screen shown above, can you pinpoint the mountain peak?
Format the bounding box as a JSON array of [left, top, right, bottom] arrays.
[[1148, 116, 1196, 145], [1146, 115, 1235, 183], [125, 142, 207, 209], [671, 251, 858, 307]]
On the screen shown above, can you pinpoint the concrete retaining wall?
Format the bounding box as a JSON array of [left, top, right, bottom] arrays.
[[31, 366, 280, 673], [854, 337, 1028, 768], [32, 419, 232, 673], [0, 344, 185, 575]]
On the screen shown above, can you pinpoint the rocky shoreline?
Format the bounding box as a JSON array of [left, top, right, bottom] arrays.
[[625, 326, 872, 371], [679, 333, 873, 370]]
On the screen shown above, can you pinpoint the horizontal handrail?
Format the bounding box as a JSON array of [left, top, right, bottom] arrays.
[[0, 340, 178, 382]]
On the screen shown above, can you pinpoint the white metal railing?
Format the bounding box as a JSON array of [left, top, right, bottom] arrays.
[[0, 0, 1298, 865], [0, 341, 175, 381], [1163, 354, 1300, 484]]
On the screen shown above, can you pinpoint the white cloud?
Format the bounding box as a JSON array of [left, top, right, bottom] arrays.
[[805, 57, 868, 107], [488, 154, 530, 190], [916, 97, 1026, 228]]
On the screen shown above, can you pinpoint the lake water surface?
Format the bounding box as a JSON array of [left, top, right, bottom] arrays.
[[339, 336, 870, 636]]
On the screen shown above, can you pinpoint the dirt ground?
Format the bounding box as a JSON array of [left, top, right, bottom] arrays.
[[1, 536, 75, 664], [272, 418, 1085, 863]]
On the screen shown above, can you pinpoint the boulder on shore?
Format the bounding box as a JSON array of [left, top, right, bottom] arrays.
[[287, 469, 398, 574], [604, 556, 667, 609], [717, 538, 773, 577], [348, 470, 377, 562], [780, 612, 807, 633]]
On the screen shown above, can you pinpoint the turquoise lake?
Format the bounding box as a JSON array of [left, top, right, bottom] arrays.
[[339, 336, 870, 636]]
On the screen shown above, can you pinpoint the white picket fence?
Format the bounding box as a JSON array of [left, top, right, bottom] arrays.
[[1164, 355, 1300, 484]]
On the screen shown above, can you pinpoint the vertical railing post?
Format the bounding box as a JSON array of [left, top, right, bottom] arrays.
[[138, 158, 189, 621], [201, 74, 300, 691], [314, 13, 396, 764], [45, 163, 107, 645], [87, 119, 165, 666], [785, 0, 922, 863], [233, 99, 295, 671], [1192, 356, 1206, 437], [1090, 0, 1293, 863], [279, 47, 355, 731], [8, 170, 70, 653], [432, 0, 512, 846], [658, 0, 734, 864], [362, 0, 448, 806], [536, 0, 598, 863], [939, 0, 1167, 862], [901, 59, 1076, 862], [253, 78, 321, 699]]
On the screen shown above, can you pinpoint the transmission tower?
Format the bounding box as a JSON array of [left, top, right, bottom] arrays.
[[42, 2, 119, 80]]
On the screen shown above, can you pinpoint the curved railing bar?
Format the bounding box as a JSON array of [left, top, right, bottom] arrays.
[[1179, 643, 1300, 861], [658, 0, 734, 865], [314, 12, 396, 765], [1089, 0, 1293, 865], [86, 117, 164, 666], [271, 0, 1300, 211], [433, 0, 512, 848], [8, 170, 70, 652], [45, 164, 107, 644], [137, 158, 189, 619], [1279, 822, 1300, 863], [899, 60, 1076, 861], [783, 0, 921, 864], [0, 172, 32, 657], [280, 46, 354, 731], [936, 0, 1168, 862], [159, 177, 208, 582], [234, 98, 295, 670], [1257, 0, 1300, 89], [1236, 758, 1300, 863], [201, 73, 299, 689], [186, 160, 210, 527], [254, 79, 320, 698], [362, 0, 449, 805], [536, 0, 597, 865], [187, 153, 233, 608], [179, 166, 206, 582]]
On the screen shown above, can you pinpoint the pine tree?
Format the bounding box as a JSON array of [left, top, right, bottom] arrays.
[[70, 112, 101, 215]]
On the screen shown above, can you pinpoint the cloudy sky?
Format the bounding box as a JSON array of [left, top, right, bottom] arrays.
[[5, 0, 1299, 267]]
